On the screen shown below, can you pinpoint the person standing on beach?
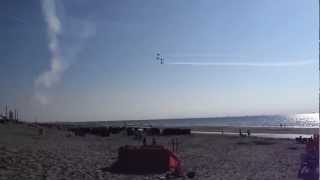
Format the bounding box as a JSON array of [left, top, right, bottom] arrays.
[[142, 137, 147, 146], [247, 129, 251, 136], [152, 137, 156, 145]]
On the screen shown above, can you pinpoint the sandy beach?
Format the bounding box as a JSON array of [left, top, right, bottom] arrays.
[[0, 122, 317, 180]]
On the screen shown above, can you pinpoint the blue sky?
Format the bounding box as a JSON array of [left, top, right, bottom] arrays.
[[0, 0, 318, 122]]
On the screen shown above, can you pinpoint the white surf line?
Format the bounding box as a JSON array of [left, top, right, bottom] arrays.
[[191, 131, 313, 139]]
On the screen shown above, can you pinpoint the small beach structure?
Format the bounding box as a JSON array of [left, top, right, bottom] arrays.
[[110, 145, 182, 174]]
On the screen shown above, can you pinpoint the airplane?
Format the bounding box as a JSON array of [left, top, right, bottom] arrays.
[[156, 53, 164, 64]]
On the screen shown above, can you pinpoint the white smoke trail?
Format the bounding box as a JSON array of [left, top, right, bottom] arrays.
[[165, 53, 314, 60], [34, 0, 62, 104], [161, 53, 315, 67], [166, 54, 252, 59], [35, 0, 95, 104], [167, 59, 315, 67]]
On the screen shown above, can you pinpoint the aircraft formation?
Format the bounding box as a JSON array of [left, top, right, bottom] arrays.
[[156, 53, 164, 64]]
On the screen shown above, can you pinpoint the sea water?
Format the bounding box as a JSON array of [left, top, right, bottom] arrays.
[[100, 113, 319, 128]]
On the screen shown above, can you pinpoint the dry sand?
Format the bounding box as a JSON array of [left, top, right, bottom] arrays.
[[0, 122, 315, 180]]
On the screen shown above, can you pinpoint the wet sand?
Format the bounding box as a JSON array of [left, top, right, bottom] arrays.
[[0, 122, 316, 180]]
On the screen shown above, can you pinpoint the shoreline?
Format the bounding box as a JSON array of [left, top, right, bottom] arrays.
[[189, 126, 318, 139], [191, 131, 314, 139], [48, 121, 319, 134], [37, 121, 319, 139], [188, 126, 318, 135]]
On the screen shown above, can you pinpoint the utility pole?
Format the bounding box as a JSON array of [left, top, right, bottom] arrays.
[[14, 109, 17, 121]]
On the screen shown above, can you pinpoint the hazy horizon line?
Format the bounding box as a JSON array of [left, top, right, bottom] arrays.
[[25, 112, 319, 123]]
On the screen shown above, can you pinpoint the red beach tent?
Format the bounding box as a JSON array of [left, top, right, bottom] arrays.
[[114, 145, 182, 174]]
